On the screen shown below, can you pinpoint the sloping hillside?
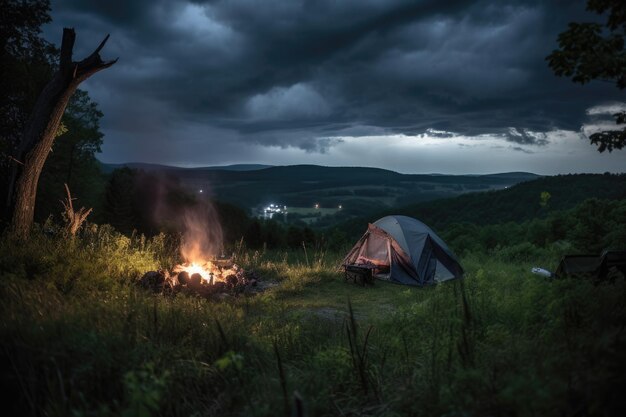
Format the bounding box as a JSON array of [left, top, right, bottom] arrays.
[[337, 173, 626, 238], [103, 163, 539, 211]]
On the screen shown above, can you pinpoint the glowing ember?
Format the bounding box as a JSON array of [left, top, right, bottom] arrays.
[[184, 263, 207, 277], [174, 261, 219, 283], [139, 259, 260, 297], [172, 258, 241, 285]]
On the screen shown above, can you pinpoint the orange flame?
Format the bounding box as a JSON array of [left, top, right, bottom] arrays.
[[179, 201, 223, 264], [173, 260, 239, 284]]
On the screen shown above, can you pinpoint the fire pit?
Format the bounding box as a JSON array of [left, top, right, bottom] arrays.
[[173, 256, 234, 284], [139, 256, 261, 298], [138, 197, 264, 298]]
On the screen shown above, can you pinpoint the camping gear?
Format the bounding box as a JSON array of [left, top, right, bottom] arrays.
[[343, 215, 463, 286], [343, 264, 376, 286], [531, 267, 554, 278], [555, 250, 626, 282]]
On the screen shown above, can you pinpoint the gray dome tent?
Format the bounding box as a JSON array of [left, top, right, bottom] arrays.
[[343, 215, 463, 286]]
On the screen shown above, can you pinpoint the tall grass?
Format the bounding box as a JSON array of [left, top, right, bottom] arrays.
[[1, 228, 625, 416]]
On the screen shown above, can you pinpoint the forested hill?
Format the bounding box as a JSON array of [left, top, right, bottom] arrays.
[[99, 162, 273, 173], [99, 163, 540, 210], [337, 173, 626, 238], [101, 162, 538, 183]]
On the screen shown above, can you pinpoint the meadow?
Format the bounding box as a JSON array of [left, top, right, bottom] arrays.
[[1, 224, 624, 417]]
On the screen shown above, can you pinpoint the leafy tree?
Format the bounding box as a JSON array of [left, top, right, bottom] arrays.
[[540, 191, 551, 208], [103, 168, 137, 235], [7, 27, 116, 238], [244, 219, 262, 249], [286, 226, 304, 248], [569, 198, 613, 252], [0, 0, 55, 223], [262, 220, 285, 248], [0, 0, 54, 149], [546, 0, 626, 152], [36, 90, 105, 222], [1, 0, 116, 236], [213, 201, 250, 245]]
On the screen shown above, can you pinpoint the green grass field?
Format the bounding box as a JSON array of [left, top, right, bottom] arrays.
[[1, 227, 625, 416]]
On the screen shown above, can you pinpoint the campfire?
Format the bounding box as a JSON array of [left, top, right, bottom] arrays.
[[173, 256, 236, 286], [138, 195, 261, 298], [140, 254, 261, 298]]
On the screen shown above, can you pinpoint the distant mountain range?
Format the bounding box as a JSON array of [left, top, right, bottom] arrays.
[[99, 162, 541, 216], [100, 161, 538, 180], [99, 162, 273, 174]]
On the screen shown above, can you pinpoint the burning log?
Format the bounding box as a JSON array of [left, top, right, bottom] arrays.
[[177, 271, 190, 285], [139, 256, 264, 299], [139, 270, 172, 293], [225, 274, 238, 288], [189, 273, 203, 287]]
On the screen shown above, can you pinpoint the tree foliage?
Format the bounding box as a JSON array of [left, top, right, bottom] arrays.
[[103, 167, 138, 235], [0, 0, 55, 149], [589, 110, 626, 152], [546, 0, 626, 152], [36, 90, 105, 223], [0, 0, 55, 221], [1, 1, 110, 232]]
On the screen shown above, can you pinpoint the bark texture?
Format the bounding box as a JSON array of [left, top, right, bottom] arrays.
[[10, 28, 116, 238]]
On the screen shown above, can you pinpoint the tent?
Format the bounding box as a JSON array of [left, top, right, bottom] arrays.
[[343, 215, 463, 286], [555, 250, 626, 281]]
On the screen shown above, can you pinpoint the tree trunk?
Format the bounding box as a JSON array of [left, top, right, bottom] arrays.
[[10, 28, 116, 238]]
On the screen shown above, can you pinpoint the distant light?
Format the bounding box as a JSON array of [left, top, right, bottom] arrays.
[[338, 205, 342, 209], [314, 203, 320, 209], [199, 189, 203, 193]]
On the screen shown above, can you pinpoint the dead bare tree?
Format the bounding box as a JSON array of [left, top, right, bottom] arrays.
[[9, 28, 116, 238], [60, 183, 92, 237]]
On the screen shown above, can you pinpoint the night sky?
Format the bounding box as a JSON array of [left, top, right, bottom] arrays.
[[44, 0, 625, 174]]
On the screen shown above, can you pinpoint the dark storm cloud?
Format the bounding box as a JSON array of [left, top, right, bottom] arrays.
[[45, 0, 624, 163], [511, 146, 535, 154], [504, 128, 549, 146]]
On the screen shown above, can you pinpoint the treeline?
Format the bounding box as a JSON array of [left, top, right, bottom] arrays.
[[441, 197, 626, 259], [327, 173, 626, 261], [33, 166, 626, 256], [108, 171, 625, 257], [400, 173, 626, 230], [101, 167, 325, 251], [335, 173, 626, 240], [324, 196, 626, 260]]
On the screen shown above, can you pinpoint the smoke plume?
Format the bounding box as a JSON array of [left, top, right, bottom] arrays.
[[134, 171, 223, 262]]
